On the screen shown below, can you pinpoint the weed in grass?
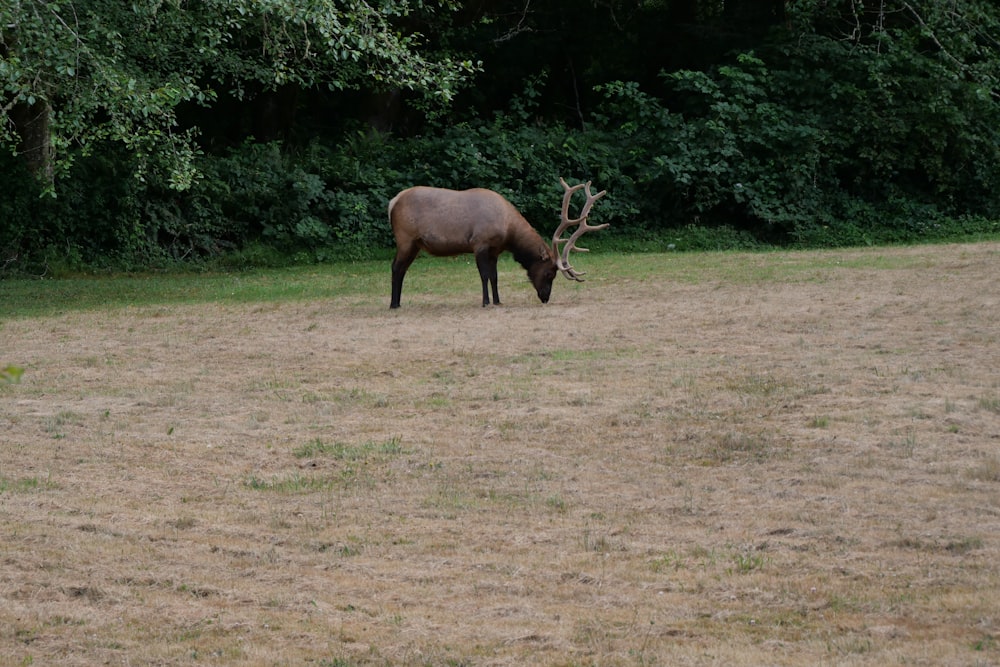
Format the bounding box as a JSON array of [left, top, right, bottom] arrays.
[[301, 391, 323, 404], [972, 635, 997, 652], [679, 483, 701, 515], [548, 348, 607, 362], [945, 536, 984, 554], [808, 415, 830, 428], [649, 550, 686, 572], [969, 455, 1000, 482], [432, 369, 455, 383], [337, 538, 364, 558], [828, 635, 873, 656], [670, 373, 701, 396], [572, 618, 618, 654], [906, 405, 932, 419], [424, 393, 452, 408], [42, 410, 83, 439], [884, 429, 918, 458], [708, 430, 773, 464], [582, 528, 627, 554], [527, 465, 554, 483], [244, 473, 331, 493], [729, 545, 768, 574], [727, 371, 786, 403], [977, 395, 1000, 414], [253, 377, 298, 398], [891, 534, 984, 556], [545, 494, 568, 513], [686, 545, 721, 569], [170, 516, 197, 530], [424, 486, 478, 517], [328, 386, 387, 409]]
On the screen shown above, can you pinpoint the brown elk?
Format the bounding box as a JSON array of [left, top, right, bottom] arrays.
[[388, 178, 607, 308]]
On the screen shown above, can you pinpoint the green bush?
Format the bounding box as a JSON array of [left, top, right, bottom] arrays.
[[0, 147, 151, 274], [593, 42, 1000, 248], [0, 152, 43, 270], [3, 35, 1000, 274]]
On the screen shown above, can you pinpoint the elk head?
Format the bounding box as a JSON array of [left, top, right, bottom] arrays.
[[552, 178, 609, 282]]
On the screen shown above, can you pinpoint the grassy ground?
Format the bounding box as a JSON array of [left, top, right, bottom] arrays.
[[2, 243, 999, 666]]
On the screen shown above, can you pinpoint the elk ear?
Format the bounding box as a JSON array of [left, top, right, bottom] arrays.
[[540, 248, 551, 261]]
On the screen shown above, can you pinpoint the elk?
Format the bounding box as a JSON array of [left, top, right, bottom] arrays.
[[388, 178, 607, 308]]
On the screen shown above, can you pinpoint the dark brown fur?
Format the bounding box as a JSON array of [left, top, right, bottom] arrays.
[[389, 187, 557, 308]]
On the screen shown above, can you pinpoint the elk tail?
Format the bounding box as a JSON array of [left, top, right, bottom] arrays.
[[387, 192, 403, 222]]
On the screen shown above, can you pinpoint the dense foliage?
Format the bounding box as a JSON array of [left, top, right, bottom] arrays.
[[3, 0, 1000, 273]]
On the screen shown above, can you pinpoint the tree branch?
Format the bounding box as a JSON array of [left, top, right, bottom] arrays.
[[494, 0, 533, 44], [901, 1, 965, 71]]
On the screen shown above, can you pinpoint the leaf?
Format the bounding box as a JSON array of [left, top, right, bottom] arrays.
[[2, 366, 24, 384]]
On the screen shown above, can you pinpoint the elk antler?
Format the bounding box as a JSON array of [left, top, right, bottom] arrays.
[[552, 177, 609, 281]]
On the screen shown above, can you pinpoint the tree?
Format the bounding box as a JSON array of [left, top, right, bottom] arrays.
[[0, 0, 477, 191]]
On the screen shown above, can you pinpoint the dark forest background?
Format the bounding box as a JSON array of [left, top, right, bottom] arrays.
[[3, 0, 1000, 274]]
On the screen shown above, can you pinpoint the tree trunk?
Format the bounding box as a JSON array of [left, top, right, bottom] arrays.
[[12, 99, 55, 186]]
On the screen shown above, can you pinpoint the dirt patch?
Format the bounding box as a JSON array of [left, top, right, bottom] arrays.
[[2, 243, 999, 665]]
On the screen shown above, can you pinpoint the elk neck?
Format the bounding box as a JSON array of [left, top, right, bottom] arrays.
[[508, 222, 552, 270]]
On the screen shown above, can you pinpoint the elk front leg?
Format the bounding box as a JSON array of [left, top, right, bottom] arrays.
[[390, 245, 419, 308], [475, 248, 501, 306]]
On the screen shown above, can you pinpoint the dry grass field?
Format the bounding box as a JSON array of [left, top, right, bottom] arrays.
[[2, 242, 1000, 666]]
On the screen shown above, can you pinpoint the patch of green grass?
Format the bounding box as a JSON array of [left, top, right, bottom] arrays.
[[0, 262, 388, 318], [0, 476, 56, 493], [2, 245, 971, 319], [292, 436, 403, 461]]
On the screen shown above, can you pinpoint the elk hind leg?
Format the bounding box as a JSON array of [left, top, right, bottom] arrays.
[[475, 249, 500, 307]]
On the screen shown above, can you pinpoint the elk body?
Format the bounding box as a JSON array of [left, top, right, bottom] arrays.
[[388, 178, 607, 308]]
